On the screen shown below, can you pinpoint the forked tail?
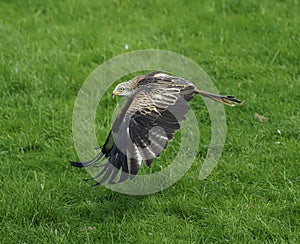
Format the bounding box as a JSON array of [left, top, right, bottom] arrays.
[[196, 89, 242, 107]]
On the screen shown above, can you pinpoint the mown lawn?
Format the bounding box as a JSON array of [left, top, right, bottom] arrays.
[[1, 0, 299, 243]]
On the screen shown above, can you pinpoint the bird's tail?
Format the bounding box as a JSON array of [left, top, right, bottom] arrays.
[[195, 89, 242, 107]]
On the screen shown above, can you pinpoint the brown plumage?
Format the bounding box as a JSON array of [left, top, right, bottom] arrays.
[[71, 71, 242, 185]]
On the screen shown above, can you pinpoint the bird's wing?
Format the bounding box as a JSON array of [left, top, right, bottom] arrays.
[[71, 80, 195, 185], [126, 84, 192, 166]]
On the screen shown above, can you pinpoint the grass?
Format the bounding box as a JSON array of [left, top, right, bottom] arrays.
[[1, 0, 299, 243]]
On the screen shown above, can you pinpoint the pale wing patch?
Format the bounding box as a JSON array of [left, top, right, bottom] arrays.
[[152, 93, 178, 108], [153, 73, 168, 78]]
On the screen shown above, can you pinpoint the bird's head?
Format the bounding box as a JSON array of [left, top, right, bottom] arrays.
[[112, 82, 135, 98]]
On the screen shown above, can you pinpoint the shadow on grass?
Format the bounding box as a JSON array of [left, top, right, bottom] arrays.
[[71, 185, 149, 223]]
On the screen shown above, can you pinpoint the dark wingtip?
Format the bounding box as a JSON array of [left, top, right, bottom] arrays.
[[70, 161, 85, 167]]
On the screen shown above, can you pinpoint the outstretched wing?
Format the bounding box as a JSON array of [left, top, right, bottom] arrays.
[[71, 76, 196, 185]]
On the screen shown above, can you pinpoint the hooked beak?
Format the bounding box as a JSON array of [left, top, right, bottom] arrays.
[[112, 90, 120, 98]]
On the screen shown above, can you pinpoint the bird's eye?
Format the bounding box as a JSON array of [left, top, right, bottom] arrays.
[[119, 87, 124, 91]]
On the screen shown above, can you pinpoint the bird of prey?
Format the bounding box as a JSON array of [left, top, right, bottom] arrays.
[[71, 71, 241, 185]]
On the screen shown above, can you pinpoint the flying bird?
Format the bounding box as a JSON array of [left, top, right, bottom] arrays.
[[71, 71, 242, 185]]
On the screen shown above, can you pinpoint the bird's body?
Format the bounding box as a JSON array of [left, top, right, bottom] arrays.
[[71, 71, 241, 185]]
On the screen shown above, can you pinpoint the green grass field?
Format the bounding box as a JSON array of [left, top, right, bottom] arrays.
[[1, 0, 299, 243]]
